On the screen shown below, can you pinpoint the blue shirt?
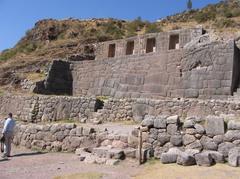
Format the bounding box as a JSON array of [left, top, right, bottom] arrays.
[[2, 118, 15, 134]]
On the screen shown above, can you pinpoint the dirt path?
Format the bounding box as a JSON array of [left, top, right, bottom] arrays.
[[1, 147, 240, 179], [0, 147, 141, 179]]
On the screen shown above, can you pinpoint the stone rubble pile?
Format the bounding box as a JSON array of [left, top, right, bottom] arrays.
[[140, 115, 240, 167]]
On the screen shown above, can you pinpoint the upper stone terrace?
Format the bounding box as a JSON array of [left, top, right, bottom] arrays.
[[95, 27, 204, 60]]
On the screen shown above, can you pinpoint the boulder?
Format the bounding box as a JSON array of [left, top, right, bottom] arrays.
[[166, 115, 180, 124], [161, 148, 183, 164], [185, 149, 200, 156], [205, 116, 225, 136], [186, 140, 202, 151], [177, 152, 196, 166], [183, 134, 196, 146], [202, 151, 224, 163], [154, 116, 167, 129], [183, 120, 195, 128], [213, 135, 224, 145], [224, 130, 240, 142], [194, 124, 205, 134], [141, 115, 154, 127], [195, 153, 214, 167], [218, 142, 236, 158], [200, 136, 218, 151], [106, 159, 120, 166], [228, 120, 240, 130], [108, 149, 125, 160], [158, 133, 171, 146], [228, 147, 240, 167], [123, 148, 137, 158], [167, 124, 179, 135], [170, 135, 183, 146]]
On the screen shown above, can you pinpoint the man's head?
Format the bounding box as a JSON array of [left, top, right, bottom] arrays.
[[8, 113, 12, 118]]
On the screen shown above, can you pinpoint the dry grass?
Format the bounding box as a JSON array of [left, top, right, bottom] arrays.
[[54, 172, 103, 179], [134, 162, 240, 179], [26, 72, 46, 82]]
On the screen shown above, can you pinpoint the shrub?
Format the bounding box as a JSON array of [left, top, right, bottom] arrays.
[[145, 23, 162, 33], [0, 49, 17, 61], [214, 18, 235, 28]]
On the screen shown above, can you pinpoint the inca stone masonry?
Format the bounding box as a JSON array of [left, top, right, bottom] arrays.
[[35, 27, 240, 100]]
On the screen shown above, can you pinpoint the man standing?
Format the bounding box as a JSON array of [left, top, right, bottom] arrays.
[[2, 113, 15, 158]]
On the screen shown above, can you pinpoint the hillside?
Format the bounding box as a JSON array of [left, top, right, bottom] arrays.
[[0, 0, 240, 92]]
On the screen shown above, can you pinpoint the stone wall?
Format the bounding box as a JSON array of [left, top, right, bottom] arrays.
[[34, 60, 73, 95], [95, 97, 240, 123], [2, 94, 240, 123], [138, 115, 240, 166], [0, 94, 96, 123], [95, 28, 203, 60], [72, 40, 236, 99]]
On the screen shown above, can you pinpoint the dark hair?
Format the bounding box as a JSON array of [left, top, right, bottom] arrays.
[[8, 113, 12, 118]]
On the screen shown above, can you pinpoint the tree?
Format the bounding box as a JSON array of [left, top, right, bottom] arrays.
[[187, 0, 192, 11]]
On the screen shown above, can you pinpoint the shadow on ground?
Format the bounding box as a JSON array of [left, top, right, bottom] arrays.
[[12, 151, 46, 157]]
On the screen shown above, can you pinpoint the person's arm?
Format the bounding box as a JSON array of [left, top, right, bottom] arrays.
[[2, 119, 9, 134]]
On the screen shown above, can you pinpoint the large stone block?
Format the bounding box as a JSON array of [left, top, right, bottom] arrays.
[[195, 153, 214, 167], [154, 116, 167, 129], [228, 147, 240, 167], [218, 142, 236, 158], [167, 124, 179, 135], [177, 152, 196, 166], [141, 115, 155, 127], [224, 130, 240, 142], [161, 148, 183, 164], [228, 120, 240, 130], [205, 116, 225, 136]]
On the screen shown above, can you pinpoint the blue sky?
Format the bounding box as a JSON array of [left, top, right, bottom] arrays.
[[0, 0, 221, 51]]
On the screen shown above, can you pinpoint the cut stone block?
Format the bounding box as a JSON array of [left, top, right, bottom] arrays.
[[205, 116, 225, 136]]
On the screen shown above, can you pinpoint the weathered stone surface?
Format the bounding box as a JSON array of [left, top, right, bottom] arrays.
[[218, 142, 236, 157], [185, 149, 200, 156], [158, 133, 171, 146], [228, 147, 240, 167], [205, 116, 225, 136], [200, 136, 218, 151], [202, 151, 224, 163], [228, 120, 240, 130], [167, 115, 180, 124], [213, 135, 224, 145], [194, 124, 205, 134], [170, 135, 182, 146], [141, 115, 154, 127], [183, 120, 195, 128], [224, 130, 240, 142], [183, 134, 196, 145], [167, 124, 178, 135], [154, 116, 167, 129], [177, 152, 196, 166], [186, 140, 202, 150], [106, 159, 120, 166], [195, 153, 214, 167], [161, 148, 183, 164], [123, 148, 137, 158]]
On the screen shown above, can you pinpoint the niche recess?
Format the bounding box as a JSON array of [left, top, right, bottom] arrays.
[[126, 41, 134, 55], [169, 34, 180, 50], [108, 44, 116, 58], [146, 38, 156, 53]]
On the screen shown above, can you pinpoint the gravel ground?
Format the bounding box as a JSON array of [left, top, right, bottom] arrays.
[[0, 147, 141, 179]]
